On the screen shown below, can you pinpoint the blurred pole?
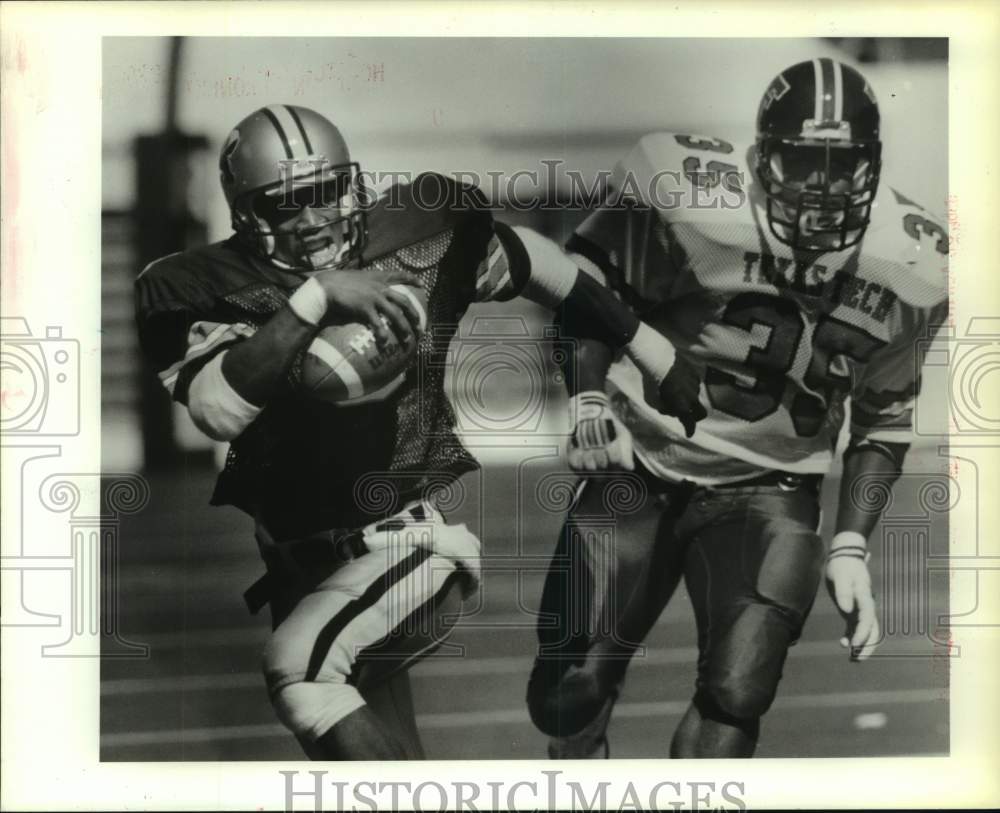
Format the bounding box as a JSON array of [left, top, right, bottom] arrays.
[[134, 37, 210, 470], [165, 36, 182, 131]]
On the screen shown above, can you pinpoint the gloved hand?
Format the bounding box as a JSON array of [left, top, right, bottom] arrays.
[[567, 391, 635, 473], [825, 533, 881, 661], [624, 323, 707, 438], [656, 354, 707, 438]]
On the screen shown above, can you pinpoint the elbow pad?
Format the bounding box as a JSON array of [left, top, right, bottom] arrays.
[[187, 352, 262, 441]]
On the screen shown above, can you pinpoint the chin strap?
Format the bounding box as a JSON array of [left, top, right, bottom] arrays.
[[234, 210, 355, 273]]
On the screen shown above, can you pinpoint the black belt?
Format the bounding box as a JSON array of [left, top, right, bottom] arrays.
[[649, 469, 821, 508], [711, 470, 823, 494], [244, 502, 438, 615], [634, 456, 821, 498], [243, 528, 369, 615]]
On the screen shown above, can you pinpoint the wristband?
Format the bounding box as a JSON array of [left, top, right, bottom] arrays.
[[826, 548, 871, 563], [287, 277, 327, 326], [626, 322, 677, 384], [570, 391, 610, 421], [828, 530, 871, 563]]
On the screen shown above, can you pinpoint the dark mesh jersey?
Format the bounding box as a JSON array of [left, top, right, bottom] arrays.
[[135, 174, 527, 537]]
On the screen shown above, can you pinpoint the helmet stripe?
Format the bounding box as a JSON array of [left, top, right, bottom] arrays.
[[284, 105, 314, 155], [811, 58, 823, 121], [833, 60, 844, 121], [265, 104, 311, 159], [261, 106, 294, 159], [819, 58, 836, 121]]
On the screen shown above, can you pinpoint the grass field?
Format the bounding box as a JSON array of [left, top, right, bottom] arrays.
[[100, 451, 949, 761]]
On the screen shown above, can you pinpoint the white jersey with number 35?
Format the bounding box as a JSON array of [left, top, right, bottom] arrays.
[[567, 132, 948, 484]]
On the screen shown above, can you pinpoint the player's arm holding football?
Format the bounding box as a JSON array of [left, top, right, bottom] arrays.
[[143, 266, 424, 444], [215, 268, 423, 409], [826, 307, 947, 660]]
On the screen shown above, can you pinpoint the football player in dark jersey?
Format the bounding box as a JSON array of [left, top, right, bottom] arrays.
[[526, 60, 948, 758], [135, 104, 704, 760]]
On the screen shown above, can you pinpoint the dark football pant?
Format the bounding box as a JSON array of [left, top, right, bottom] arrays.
[[526, 464, 825, 753]]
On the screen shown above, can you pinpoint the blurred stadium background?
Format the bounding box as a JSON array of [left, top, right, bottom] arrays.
[[101, 37, 950, 760]]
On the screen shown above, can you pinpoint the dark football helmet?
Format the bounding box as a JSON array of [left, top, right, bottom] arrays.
[[219, 104, 367, 269], [754, 58, 882, 252]]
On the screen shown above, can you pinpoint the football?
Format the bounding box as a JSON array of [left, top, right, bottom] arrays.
[[299, 283, 428, 405]]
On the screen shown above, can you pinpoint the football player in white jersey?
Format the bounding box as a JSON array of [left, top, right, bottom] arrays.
[[527, 58, 948, 758]]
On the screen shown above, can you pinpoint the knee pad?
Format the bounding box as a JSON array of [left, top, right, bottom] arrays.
[[692, 688, 760, 743], [527, 661, 614, 738], [702, 602, 796, 721], [271, 680, 366, 742]]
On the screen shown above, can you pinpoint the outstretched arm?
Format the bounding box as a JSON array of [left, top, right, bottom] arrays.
[[492, 224, 706, 436]]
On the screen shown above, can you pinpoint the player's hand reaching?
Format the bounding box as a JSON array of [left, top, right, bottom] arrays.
[[621, 320, 707, 439], [825, 537, 881, 661], [656, 354, 708, 438], [314, 268, 425, 346], [567, 391, 635, 472]]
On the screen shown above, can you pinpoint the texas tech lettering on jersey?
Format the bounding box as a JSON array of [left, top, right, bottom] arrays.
[[567, 132, 947, 484], [741, 251, 898, 323]]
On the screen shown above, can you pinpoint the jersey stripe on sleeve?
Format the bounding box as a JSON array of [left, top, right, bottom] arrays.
[[473, 234, 516, 302], [158, 320, 257, 395]]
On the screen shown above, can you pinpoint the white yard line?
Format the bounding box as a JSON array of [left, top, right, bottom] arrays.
[[417, 688, 946, 729], [112, 597, 863, 651], [100, 687, 946, 747], [101, 640, 860, 696]]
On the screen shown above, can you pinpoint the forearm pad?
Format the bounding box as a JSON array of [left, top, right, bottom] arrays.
[[188, 351, 262, 441], [506, 224, 638, 346], [505, 224, 677, 383], [835, 435, 909, 539], [558, 270, 640, 349]]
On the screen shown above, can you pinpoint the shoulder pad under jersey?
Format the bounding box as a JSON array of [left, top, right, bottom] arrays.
[[860, 184, 949, 308], [362, 172, 492, 262], [136, 239, 276, 315], [610, 131, 752, 221]]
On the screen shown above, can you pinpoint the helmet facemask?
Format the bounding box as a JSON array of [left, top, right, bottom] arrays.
[[232, 159, 368, 272], [756, 133, 881, 253]]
